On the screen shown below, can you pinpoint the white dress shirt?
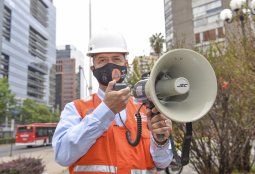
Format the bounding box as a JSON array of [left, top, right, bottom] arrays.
[[52, 88, 173, 169]]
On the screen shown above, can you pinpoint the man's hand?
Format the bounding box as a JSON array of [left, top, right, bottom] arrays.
[[104, 80, 131, 114], [147, 107, 172, 145]]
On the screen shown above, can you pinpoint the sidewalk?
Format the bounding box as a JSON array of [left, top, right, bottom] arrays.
[[0, 147, 197, 174], [0, 148, 67, 174]]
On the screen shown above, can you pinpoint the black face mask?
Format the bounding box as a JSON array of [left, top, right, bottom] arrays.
[[92, 63, 127, 86]]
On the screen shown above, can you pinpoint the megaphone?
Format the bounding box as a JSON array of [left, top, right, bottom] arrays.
[[133, 49, 217, 123]]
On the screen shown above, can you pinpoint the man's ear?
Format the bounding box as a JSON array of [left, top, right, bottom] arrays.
[[124, 60, 128, 67], [90, 65, 95, 71]]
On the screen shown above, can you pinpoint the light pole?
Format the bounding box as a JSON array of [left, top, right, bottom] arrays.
[[88, 0, 93, 95], [79, 65, 88, 97], [220, 0, 255, 37]]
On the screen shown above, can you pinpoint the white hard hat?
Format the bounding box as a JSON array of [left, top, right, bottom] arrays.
[[87, 29, 129, 57]]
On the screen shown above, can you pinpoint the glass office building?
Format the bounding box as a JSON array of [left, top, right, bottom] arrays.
[[0, 0, 56, 106]]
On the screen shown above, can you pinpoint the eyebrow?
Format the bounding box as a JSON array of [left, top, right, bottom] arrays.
[[96, 55, 124, 59], [96, 56, 108, 59]]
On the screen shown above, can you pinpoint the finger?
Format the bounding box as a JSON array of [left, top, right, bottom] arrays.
[[105, 80, 116, 93], [164, 119, 172, 128], [151, 107, 159, 113], [151, 114, 165, 123], [119, 86, 130, 96], [119, 90, 131, 103], [153, 127, 169, 135], [151, 119, 167, 129]]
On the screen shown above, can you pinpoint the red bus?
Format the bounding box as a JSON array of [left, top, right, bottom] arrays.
[[15, 123, 57, 147]]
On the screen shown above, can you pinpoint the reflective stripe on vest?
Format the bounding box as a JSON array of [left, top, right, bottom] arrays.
[[131, 169, 155, 174], [74, 165, 117, 173], [74, 165, 155, 174]]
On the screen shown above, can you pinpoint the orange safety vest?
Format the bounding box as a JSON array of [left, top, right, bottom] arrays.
[[69, 93, 155, 174]]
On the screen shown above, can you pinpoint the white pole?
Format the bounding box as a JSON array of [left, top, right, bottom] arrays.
[[88, 0, 93, 95]]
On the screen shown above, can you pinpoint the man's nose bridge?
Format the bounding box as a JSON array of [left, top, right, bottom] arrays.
[[108, 57, 114, 63]]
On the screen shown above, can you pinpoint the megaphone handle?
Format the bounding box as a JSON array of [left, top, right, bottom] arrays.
[[146, 101, 165, 142]]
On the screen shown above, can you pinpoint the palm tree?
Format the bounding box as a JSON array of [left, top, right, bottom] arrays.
[[149, 33, 165, 58]]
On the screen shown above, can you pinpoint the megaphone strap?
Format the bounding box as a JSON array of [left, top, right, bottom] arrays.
[[180, 122, 192, 166], [169, 135, 182, 166], [169, 122, 193, 167]]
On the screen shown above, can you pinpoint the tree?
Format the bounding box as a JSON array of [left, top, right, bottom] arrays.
[[0, 77, 16, 124], [149, 33, 165, 58], [127, 57, 141, 87], [127, 55, 157, 88], [20, 99, 59, 124], [170, 17, 255, 174]]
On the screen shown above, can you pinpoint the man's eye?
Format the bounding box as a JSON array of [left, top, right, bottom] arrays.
[[113, 57, 123, 61], [99, 59, 107, 63]]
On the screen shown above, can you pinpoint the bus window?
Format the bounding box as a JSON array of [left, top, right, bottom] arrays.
[[36, 127, 48, 137], [18, 126, 33, 132]]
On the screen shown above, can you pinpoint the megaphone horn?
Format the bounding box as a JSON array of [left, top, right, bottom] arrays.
[[133, 49, 217, 123]]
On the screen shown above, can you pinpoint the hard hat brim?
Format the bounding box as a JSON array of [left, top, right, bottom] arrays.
[[87, 48, 129, 57]]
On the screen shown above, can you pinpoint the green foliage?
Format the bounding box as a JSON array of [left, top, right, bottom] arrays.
[[204, 29, 255, 173], [149, 33, 165, 57], [0, 77, 59, 125], [0, 156, 45, 174], [0, 137, 15, 144], [127, 57, 142, 87], [171, 17, 255, 174], [20, 99, 59, 124], [0, 77, 16, 124], [127, 55, 157, 88]]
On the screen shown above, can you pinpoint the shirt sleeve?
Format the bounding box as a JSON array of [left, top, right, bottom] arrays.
[[150, 134, 173, 169], [52, 101, 115, 166]]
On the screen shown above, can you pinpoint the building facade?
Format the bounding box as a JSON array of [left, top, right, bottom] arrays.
[[0, 0, 56, 106], [56, 45, 85, 111], [164, 0, 229, 50], [164, 0, 194, 49]]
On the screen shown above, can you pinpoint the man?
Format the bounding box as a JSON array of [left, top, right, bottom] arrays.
[[52, 30, 173, 174]]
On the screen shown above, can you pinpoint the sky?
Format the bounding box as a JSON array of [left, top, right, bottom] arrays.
[[54, 0, 166, 62], [53, 0, 166, 94]]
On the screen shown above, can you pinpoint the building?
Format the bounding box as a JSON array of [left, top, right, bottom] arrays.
[[55, 45, 85, 111], [0, 0, 56, 106], [164, 0, 194, 49], [164, 0, 229, 50]]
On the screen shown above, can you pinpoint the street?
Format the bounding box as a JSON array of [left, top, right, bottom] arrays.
[[0, 144, 52, 157]]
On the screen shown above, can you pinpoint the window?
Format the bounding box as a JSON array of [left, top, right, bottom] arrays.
[[195, 33, 200, 44], [29, 27, 48, 61], [194, 18, 207, 27], [30, 0, 48, 27], [208, 14, 219, 24], [203, 29, 216, 42], [27, 65, 45, 99], [0, 53, 9, 78], [2, 6, 11, 41], [36, 127, 48, 137], [18, 126, 33, 133], [218, 27, 225, 38], [193, 0, 222, 19]]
